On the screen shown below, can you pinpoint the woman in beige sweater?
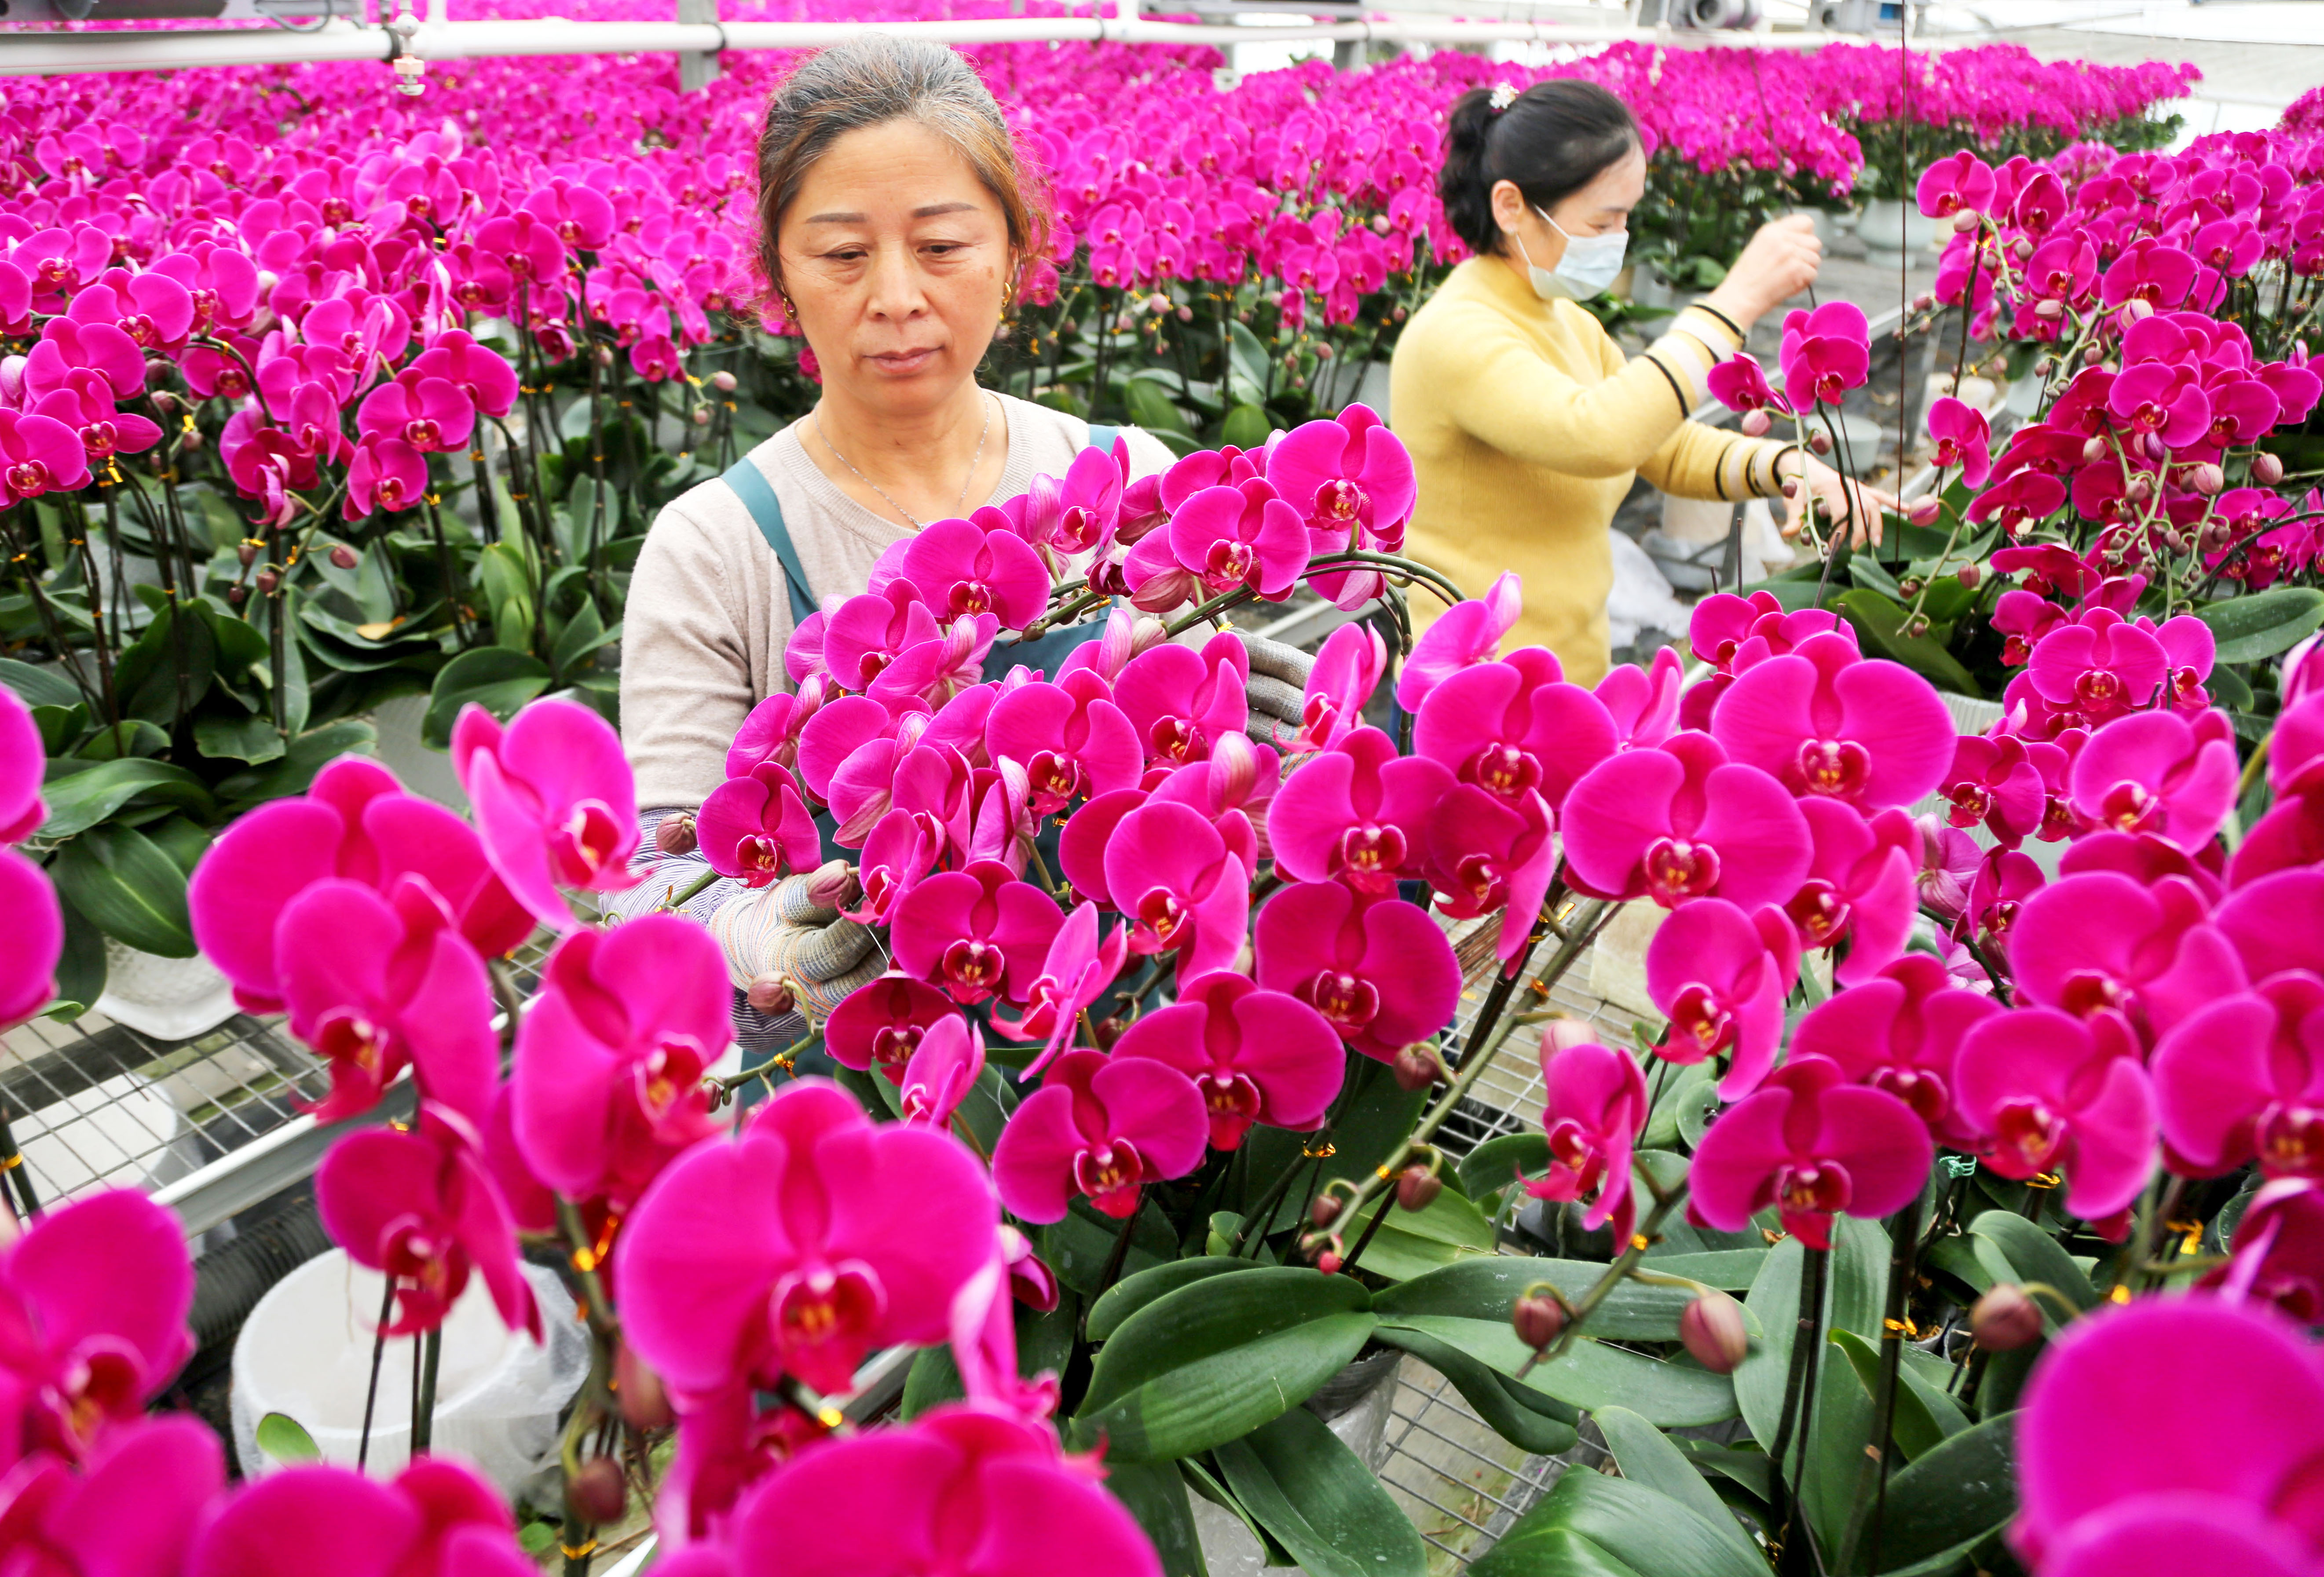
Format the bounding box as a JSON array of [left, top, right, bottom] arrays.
[[615, 38, 1181, 1048]]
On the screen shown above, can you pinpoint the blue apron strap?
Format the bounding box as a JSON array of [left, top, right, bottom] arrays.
[[722, 457, 819, 632], [1086, 423, 1119, 455]]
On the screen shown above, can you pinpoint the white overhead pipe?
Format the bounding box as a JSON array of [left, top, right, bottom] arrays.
[[0, 13, 1865, 75]]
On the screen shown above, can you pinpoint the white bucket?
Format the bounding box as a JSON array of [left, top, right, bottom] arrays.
[[230, 1249, 588, 1496], [18, 1072, 194, 1200], [92, 941, 237, 1042]]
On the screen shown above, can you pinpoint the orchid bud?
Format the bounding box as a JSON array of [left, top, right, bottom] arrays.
[[595, 344, 615, 367], [1393, 305, 1408, 322], [2143, 434, 2167, 464], [255, 569, 279, 595], [1391, 1044, 1445, 1093], [1911, 291, 1936, 313], [2129, 475, 2154, 504], [567, 1458, 626, 1525], [179, 427, 204, 452], [1128, 616, 1170, 659], [1903, 614, 1930, 638], [1972, 1284, 2044, 1351], [805, 859, 857, 911], [1740, 409, 1772, 438], [2035, 357, 2057, 378], [1780, 477, 1799, 499], [227, 584, 245, 606], [1512, 1292, 1566, 1353], [2035, 299, 2064, 319], [747, 974, 794, 1016], [1310, 1193, 1339, 1229], [2162, 530, 2187, 554], [2083, 345, 2105, 366], [328, 543, 359, 570], [655, 812, 697, 855], [1957, 563, 1980, 589], [1396, 1165, 1442, 1212], [1907, 496, 1941, 527], [2192, 463, 2225, 496], [238, 542, 258, 567], [1316, 1248, 1343, 1275], [1899, 577, 1924, 597], [1679, 1294, 1751, 1374], [2012, 237, 2034, 260], [2082, 437, 2109, 464], [2121, 298, 2155, 323], [1091, 1015, 1126, 1051], [710, 369, 738, 393], [2255, 452, 2285, 486], [1808, 430, 1832, 456], [615, 1337, 674, 1430], [692, 405, 711, 427]]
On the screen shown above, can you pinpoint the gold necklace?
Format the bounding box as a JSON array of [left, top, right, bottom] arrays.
[[813, 393, 993, 529]]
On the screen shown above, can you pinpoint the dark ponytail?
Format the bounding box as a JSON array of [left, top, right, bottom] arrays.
[[1439, 80, 1640, 259]]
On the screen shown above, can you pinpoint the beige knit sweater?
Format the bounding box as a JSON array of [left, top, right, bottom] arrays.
[[620, 393, 1177, 809]]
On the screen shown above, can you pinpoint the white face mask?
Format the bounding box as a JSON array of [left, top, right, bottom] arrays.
[[1513, 206, 1629, 302]]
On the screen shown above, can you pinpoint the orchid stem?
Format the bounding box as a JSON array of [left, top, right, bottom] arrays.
[[1539, 1183, 1689, 1362], [358, 1273, 396, 1472], [1852, 1194, 1927, 1577], [1230, 1146, 1315, 1257], [1767, 1245, 1830, 1576], [1089, 1205, 1144, 1310], [412, 1326, 440, 1457], [664, 866, 720, 911]]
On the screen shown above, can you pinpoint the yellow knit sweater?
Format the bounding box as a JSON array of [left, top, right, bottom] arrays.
[[1389, 258, 1792, 686]]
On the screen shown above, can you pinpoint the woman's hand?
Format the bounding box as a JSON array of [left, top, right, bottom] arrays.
[[1703, 215, 1823, 330], [1776, 450, 1897, 553]]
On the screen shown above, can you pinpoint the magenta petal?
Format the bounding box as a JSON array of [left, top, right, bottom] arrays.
[[0, 687, 45, 843], [1229, 990, 1345, 1128], [814, 1125, 996, 1347], [1694, 764, 1814, 908], [989, 1083, 1086, 1224], [1559, 749, 1680, 898], [508, 988, 622, 1199], [1090, 1057, 1210, 1181], [2057, 1054, 2158, 1221], [315, 1128, 440, 1267], [463, 750, 573, 931], [890, 872, 988, 982], [37, 1416, 224, 1577], [1809, 1086, 1935, 1216], [0, 847, 61, 1026], [186, 798, 346, 1005], [5, 1189, 193, 1401], [1685, 1084, 1793, 1231], [2043, 1498, 2320, 1577], [1057, 788, 1140, 908], [2017, 1296, 2324, 1562], [614, 1136, 802, 1396], [2219, 871, 2324, 983], [187, 1464, 417, 1577], [2151, 994, 2276, 1171]]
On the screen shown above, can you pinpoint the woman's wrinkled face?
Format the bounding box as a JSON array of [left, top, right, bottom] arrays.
[[777, 117, 1013, 412]]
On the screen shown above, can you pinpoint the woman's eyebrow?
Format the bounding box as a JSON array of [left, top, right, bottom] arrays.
[[800, 201, 978, 225]]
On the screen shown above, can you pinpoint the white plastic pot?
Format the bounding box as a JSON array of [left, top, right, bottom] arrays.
[[1860, 197, 1938, 264], [230, 1249, 588, 1495], [92, 941, 237, 1041]]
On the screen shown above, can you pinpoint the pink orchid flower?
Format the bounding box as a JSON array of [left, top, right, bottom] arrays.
[[1916, 149, 1996, 218], [824, 973, 957, 1088], [1254, 880, 1460, 1064], [0, 686, 46, 844], [345, 435, 430, 518], [1521, 1029, 1648, 1248], [1710, 631, 1956, 809], [0, 1190, 193, 1464], [1646, 898, 1800, 1099], [2009, 869, 2241, 1043], [2215, 870, 2324, 986], [190, 757, 530, 1014], [1267, 403, 1415, 607], [991, 1049, 1208, 1222], [619, 1081, 995, 1398], [2152, 975, 2324, 1180], [868, 613, 999, 712], [1925, 395, 1992, 486], [1915, 813, 1983, 924], [189, 1457, 533, 1577], [1, 846, 60, 1031], [2026, 608, 2168, 723], [823, 583, 942, 693], [1778, 301, 1871, 407], [1962, 846, 2049, 963], [1560, 732, 1812, 910], [725, 679, 828, 780], [0, 1415, 222, 1577], [992, 902, 1128, 1079], [900, 1014, 985, 1128], [1413, 648, 1618, 815], [710, 1408, 1160, 1577], [316, 1107, 541, 1341], [1423, 784, 1557, 964], [849, 808, 941, 926], [274, 877, 498, 1127], [1097, 800, 1250, 978], [1287, 619, 1388, 754], [1939, 734, 2049, 845], [1396, 571, 1522, 712], [1148, 732, 1278, 871], [1156, 478, 1310, 601], [1113, 971, 1344, 1150], [897, 516, 1052, 631], [512, 915, 730, 1211], [985, 671, 1142, 816], [948, 1254, 1062, 1427], [1790, 953, 2001, 1146], [2012, 1296, 2324, 1577], [1267, 726, 1452, 894], [451, 698, 640, 932], [0, 410, 91, 506], [2066, 708, 2238, 851], [891, 862, 1066, 1008], [355, 372, 475, 453], [1687, 1055, 1932, 1249], [698, 761, 822, 888], [1955, 1006, 2156, 1223], [1788, 799, 1920, 986], [1706, 353, 1792, 416], [1113, 631, 1250, 768]]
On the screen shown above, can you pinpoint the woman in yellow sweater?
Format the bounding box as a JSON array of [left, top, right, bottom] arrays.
[[1390, 80, 1888, 685]]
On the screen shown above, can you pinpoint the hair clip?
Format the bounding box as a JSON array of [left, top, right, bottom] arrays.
[[1489, 82, 1519, 113]]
